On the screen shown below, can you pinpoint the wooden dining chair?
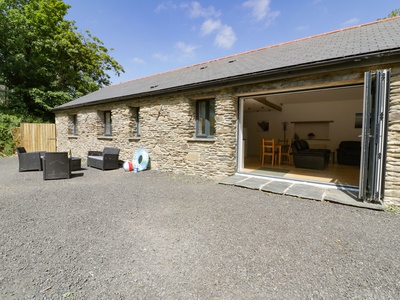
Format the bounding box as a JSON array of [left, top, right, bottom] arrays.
[[280, 143, 291, 165], [261, 138, 275, 166]]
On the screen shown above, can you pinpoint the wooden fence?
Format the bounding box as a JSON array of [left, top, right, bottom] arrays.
[[19, 123, 56, 152]]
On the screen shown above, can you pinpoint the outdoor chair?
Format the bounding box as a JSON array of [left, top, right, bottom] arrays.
[[87, 147, 120, 170], [16, 147, 45, 172], [42, 152, 71, 180]]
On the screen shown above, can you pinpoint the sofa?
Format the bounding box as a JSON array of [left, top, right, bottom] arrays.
[[337, 141, 361, 166], [291, 139, 331, 170], [87, 147, 120, 170]]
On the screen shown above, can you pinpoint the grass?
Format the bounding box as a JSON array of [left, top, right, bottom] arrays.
[[385, 205, 400, 215]]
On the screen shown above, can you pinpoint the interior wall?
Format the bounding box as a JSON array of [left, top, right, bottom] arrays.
[[244, 98, 363, 157]]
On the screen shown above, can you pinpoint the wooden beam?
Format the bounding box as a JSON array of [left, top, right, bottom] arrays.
[[253, 97, 282, 111]]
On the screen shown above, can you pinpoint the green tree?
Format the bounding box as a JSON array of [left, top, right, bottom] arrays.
[[0, 0, 124, 122], [379, 8, 400, 19], [387, 8, 400, 17]]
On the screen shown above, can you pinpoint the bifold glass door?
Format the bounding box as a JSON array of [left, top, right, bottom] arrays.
[[359, 70, 390, 202]]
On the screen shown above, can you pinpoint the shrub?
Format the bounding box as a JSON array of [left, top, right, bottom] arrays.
[[0, 113, 22, 156]]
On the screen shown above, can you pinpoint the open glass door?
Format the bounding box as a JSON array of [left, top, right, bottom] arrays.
[[359, 70, 390, 202]]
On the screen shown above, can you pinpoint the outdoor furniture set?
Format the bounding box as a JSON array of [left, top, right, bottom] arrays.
[[17, 146, 120, 180]]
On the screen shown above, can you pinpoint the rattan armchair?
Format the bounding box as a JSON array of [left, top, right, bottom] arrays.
[[16, 147, 45, 172], [87, 147, 120, 170], [42, 152, 71, 180]]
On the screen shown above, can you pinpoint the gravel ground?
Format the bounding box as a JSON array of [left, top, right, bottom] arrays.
[[1, 156, 400, 299]]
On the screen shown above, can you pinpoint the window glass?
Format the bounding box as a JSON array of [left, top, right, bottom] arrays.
[[104, 111, 112, 136], [72, 115, 78, 135], [196, 99, 215, 138], [209, 100, 215, 136], [68, 114, 78, 135], [131, 107, 140, 137]]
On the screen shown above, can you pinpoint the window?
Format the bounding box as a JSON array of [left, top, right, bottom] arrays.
[[130, 107, 140, 137], [196, 99, 215, 138], [68, 114, 78, 136], [104, 111, 112, 136]]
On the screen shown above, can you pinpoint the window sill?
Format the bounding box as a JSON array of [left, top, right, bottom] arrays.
[[68, 135, 78, 139], [97, 135, 113, 140], [187, 137, 215, 142], [128, 137, 141, 141]]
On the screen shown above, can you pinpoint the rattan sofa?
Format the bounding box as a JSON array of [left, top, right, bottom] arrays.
[[87, 147, 120, 170]]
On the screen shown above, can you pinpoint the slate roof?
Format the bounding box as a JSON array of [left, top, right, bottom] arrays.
[[54, 17, 400, 111]]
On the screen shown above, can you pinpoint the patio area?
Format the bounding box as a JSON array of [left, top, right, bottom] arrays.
[[1, 156, 399, 299]]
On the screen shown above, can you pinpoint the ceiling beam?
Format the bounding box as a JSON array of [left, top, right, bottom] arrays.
[[253, 97, 282, 111]]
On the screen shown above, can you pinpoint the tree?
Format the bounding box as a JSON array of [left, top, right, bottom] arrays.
[[379, 8, 400, 20], [387, 8, 400, 18], [0, 0, 124, 121]]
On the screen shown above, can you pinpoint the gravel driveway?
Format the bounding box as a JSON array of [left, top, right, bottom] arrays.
[[1, 156, 400, 299]]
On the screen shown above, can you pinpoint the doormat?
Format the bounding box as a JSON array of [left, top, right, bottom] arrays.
[[250, 167, 290, 176]]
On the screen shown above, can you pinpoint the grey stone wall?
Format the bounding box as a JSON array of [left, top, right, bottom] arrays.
[[56, 66, 400, 205], [55, 90, 237, 180], [386, 74, 400, 205]]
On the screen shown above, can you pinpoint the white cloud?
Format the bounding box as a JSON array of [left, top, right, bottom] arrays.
[[152, 42, 199, 63], [214, 25, 237, 49], [153, 52, 170, 61], [182, 1, 221, 19], [201, 19, 222, 36], [342, 18, 360, 27], [243, 0, 280, 25], [175, 41, 199, 57], [155, 1, 178, 13], [159, 2, 237, 49], [130, 57, 145, 64]]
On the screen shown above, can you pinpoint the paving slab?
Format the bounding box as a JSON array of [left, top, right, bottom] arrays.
[[284, 184, 325, 201], [221, 174, 387, 211], [324, 189, 385, 210], [219, 174, 248, 185], [234, 177, 271, 190], [261, 180, 294, 194]]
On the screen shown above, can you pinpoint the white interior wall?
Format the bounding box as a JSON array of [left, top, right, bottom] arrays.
[[243, 98, 363, 157]]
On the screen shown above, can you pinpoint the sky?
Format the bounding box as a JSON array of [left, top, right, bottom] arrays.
[[64, 0, 400, 85]]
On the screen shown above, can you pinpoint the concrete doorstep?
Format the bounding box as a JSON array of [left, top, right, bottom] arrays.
[[219, 174, 385, 211]]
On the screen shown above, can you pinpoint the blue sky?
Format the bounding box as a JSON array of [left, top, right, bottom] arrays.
[[64, 0, 399, 85]]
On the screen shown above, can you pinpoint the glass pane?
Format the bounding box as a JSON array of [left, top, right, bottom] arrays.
[[73, 115, 77, 135], [104, 111, 112, 135], [197, 101, 206, 135], [209, 100, 215, 136]]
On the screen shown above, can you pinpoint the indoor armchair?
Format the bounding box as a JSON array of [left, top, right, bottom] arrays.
[[291, 139, 330, 170]]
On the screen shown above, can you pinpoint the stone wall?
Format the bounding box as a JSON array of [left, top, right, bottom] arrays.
[[386, 72, 400, 205], [55, 89, 238, 180], [56, 66, 400, 204]]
